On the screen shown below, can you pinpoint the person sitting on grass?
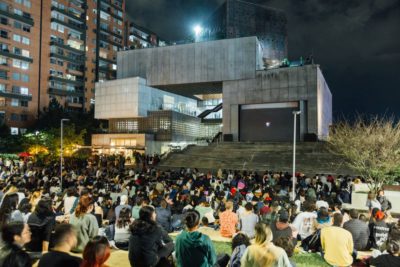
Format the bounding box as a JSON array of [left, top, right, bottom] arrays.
[[369, 224, 400, 266], [241, 223, 292, 267], [229, 232, 250, 267], [321, 213, 354, 267], [175, 209, 217, 267], [219, 200, 238, 238]]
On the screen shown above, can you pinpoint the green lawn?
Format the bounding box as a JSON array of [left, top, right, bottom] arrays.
[[212, 241, 329, 267]]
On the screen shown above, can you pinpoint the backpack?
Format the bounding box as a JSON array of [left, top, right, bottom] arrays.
[[301, 229, 321, 252]]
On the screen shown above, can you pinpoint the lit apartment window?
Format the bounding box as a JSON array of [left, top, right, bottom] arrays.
[[14, 0, 23, 4], [20, 87, 28, 95], [11, 98, 19, 107], [22, 49, 29, 57], [0, 56, 6, 65], [0, 83, 5, 91], [22, 36, 30, 45], [23, 0, 31, 8], [12, 59, 29, 70], [100, 11, 110, 21], [13, 34, 21, 42], [14, 8, 23, 16], [10, 127, 19, 135]]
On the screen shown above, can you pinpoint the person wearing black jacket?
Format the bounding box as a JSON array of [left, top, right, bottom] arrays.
[[26, 197, 56, 252], [0, 222, 32, 267], [129, 205, 174, 267]]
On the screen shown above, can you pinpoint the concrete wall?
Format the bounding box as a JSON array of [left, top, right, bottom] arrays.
[[117, 37, 262, 86], [222, 65, 332, 141], [316, 68, 333, 139], [95, 77, 197, 119]]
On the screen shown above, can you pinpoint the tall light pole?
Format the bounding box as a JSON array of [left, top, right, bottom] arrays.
[[292, 111, 301, 201], [60, 118, 69, 191]]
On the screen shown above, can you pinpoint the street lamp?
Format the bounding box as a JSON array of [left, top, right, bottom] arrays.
[[60, 118, 70, 191], [292, 111, 301, 201]]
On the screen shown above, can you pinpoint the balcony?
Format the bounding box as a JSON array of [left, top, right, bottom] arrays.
[[99, 6, 123, 21], [0, 7, 34, 26], [101, 0, 123, 12], [51, 6, 85, 23], [51, 18, 85, 32], [50, 52, 85, 63], [50, 41, 84, 54], [0, 90, 32, 101], [95, 27, 122, 39], [99, 56, 116, 64], [49, 75, 84, 86], [0, 49, 33, 63], [98, 34, 122, 48], [65, 102, 83, 108], [48, 87, 84, 97]]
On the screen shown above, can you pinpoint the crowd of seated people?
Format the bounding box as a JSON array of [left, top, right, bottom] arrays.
[[0, 156, 399, 266]]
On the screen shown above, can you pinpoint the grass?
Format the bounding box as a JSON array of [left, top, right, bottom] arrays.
[[212, 240, 329, 267]]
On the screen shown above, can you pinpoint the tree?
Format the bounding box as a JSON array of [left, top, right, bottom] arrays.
[[328, 116, 400, 192]]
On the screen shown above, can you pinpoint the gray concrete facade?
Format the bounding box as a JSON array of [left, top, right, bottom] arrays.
[[102, 36, 332, 144], [117, 37, 264, 87], [222, 65, 332, 141]]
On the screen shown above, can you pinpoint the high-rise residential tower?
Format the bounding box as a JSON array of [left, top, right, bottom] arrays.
[[0, 0, 126, 134]]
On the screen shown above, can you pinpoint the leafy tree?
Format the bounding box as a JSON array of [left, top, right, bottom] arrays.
[[328, 117, 400, 192]]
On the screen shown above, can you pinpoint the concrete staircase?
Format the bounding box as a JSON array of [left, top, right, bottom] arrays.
[[159, 142, 354, 175]]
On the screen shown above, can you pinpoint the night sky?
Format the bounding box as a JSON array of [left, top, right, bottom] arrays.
[[126, 0, 400, 120]]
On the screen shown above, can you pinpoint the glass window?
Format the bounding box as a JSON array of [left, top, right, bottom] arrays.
[[20, 87, 28, 95], [14, 21, 22, 29], [10, 127, 19, 135], [21, 74, 29, 82], [23, 0, 31, 8], [14, 9, 23, 16], [11, 98, 19, 107], [0, 83, 5, 91], [22, 25, 30, 32], [13, 47, 21, 55], [21, 61, 29, 70], [13, 59, 21, 68], [13, 34, 21, 42], [22, 36, 30, 45], [21, 49, 29, 57], [20, 100, 28, 107], [15, 0, 23, 4], [0, 17, 7, 25], [0, 56, 6, 65], [12, 73, 20, 80]]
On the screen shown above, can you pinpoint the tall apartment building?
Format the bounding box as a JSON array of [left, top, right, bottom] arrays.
[[125, 21, 167, 49], [0, 0, 126, 135]]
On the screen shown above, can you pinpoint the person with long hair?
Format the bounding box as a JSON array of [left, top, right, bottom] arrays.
[[0, 193, 23, 227], [241, 223, 291, 267], [0, 222, 32, 267], [129, 205, 173, 267], [229, 233, 250, 267], [175, 209, 217, 267], [26, 196, 56, 252], [81, 236, 110, 267], [113, 207, 132, 250], [70, 195, 99, 252]]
